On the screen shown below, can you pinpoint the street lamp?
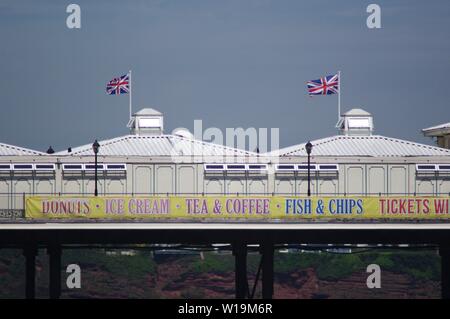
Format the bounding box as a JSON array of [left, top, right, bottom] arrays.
[[92, 140, 100, 196], [305, 141, 313, 197]]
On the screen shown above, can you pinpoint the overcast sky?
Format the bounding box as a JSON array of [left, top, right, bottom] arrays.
[[0, 0, 449, 153]]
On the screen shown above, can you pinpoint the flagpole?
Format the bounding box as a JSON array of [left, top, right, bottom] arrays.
[[129, 70, 132, 121], [338, 70, 341, 122]]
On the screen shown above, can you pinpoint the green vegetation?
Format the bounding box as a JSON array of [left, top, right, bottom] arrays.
[[275, 249, 440, 282], [62, 249, 156, 280], [189, 253, 235, 274], [0, 250, 27, 298], [0, 247, 442, 298], [186, 249, 440, 283], [188, 252, 261, 274], [361, 250, 440, 282], [275, 251, 364, 280]]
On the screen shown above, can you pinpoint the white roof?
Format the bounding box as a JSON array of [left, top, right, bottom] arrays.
[[422, 122, 450, 134], [133, 108, 162, 116], [56, 134, 257, 157], [343, 108, 372, 116], [423, 122, 450, 131], [0, 142, 46, 156], [269, 135, 450, 157]]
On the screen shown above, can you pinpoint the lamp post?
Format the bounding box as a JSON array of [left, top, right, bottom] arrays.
[[305, 141, 313, 197], [92, 140, 100, 196]]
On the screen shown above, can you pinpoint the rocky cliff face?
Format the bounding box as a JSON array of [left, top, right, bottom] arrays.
[[154, 265, 440, 299], [121, 256, 440, 299], [273, 268, 440, 299], [0, 250, 441, 299]]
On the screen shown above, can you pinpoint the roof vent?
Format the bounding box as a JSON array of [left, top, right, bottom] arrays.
[[128, 108, 164, 136], [173, 128, 194, 139], [338, 108, 374, 136], [46, 146, 55, 154]]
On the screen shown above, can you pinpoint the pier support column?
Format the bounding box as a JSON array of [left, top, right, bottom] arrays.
[[47, 245, 62, 299], [261, 243, 274, 299], [233, 243, 248, 299], [440, 247, 450, 299], [23, 245, 38, 299]]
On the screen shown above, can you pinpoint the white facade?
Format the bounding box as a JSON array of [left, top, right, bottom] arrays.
[[1, 108, 450, 212]]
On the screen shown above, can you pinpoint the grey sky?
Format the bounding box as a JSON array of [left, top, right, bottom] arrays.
[[0, 0, 449, 153]]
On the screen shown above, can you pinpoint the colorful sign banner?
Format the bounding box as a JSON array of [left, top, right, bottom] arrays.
[[25, 196, 450, 219]]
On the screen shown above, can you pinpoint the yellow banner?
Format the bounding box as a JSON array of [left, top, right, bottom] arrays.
[[25, 195, 450, 219]]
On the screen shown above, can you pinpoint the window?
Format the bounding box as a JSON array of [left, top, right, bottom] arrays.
[[204, 164, 267, 172], [248, 164, 268, 171], [226, 164, 246, 171], [13, 164, 33, 171], [106, 164, 127, 171], [438, 165, 450, 171], [416, 164, 437, 171], [1, 163, 56, 171], [348, 118, 370, 129], [62, 164, 83, 171], [0, 164, 11, 171], [138, 118, 161, 128], [297, 164, 317, 171], [276, 165, 295, 171], [204, 164, 224, 171], [84, 164, 105, 171], [318, 164, 339, 171], [35, 164, 56, 171]]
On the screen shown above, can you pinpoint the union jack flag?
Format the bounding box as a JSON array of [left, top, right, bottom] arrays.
[[307, 74, 339, 96], [106, 73, 130, 95]]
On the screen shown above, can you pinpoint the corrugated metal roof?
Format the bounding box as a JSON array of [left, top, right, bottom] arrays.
[[0, 142, 46, 156], [269, 135, 450, 157], [422, 122, 450, 132], [56, 135, 257, 157]]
